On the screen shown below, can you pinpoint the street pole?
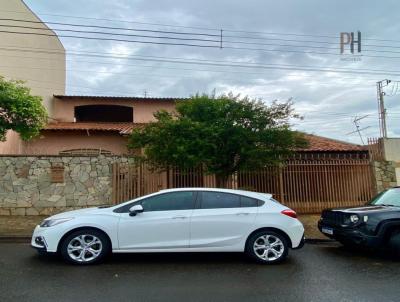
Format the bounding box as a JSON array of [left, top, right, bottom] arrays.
[[376, 80, 390, 138]]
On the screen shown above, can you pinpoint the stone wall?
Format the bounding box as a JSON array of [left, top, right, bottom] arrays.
[[372, 160, 398, 193], [0, 155, 128, 215]]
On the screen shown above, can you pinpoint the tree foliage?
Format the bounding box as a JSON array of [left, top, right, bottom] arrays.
[[128, 93, 307, 186], [0, 76, 47, 141]]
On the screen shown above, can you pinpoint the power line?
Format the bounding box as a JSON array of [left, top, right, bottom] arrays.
[[2, 9, 399, 44], [2, 44, 400, 77], [0, 29, 219, 49], [0, 9, 222, 32], [0, 18, 221, 37], [2, 18, 400, 50], [0, 47, 400, 79], [0, 23, 221, 43], [2, 53, 400, 78], [3, 26, 400, 60], [0, 53, 383, 84], [3, 20, 400, 55]]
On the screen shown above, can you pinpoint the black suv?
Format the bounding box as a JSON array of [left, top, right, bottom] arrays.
[[318, 187, 400, 252]]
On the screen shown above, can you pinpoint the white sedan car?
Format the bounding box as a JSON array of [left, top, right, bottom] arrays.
[[31, 188, 305, 265]]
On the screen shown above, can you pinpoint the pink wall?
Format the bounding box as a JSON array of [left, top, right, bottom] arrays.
[[53, 98, 176, 123], [0, 131, 23, 154], [1, 97, 178, 155], [22, 131, 129, 155]]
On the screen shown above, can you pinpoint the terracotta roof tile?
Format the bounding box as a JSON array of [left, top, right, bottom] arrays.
[[44, 123, 365, 152], [300, 134, 366, 152], [53, 95, 186, 102]]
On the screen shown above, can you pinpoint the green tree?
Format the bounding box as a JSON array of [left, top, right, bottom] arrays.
[[128, 93, 307, 187], [0, 76, 47, 141]]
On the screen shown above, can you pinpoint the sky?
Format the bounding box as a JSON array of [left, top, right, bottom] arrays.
[[18, 0, 400, 143]]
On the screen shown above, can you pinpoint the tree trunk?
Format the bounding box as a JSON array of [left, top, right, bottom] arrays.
[[215, 174, 229, 188]]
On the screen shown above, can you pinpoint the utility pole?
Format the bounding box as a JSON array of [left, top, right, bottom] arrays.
[[376, 79, 391, 138]]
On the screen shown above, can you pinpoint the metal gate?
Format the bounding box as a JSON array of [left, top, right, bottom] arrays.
[[112, 159, 376, 213]]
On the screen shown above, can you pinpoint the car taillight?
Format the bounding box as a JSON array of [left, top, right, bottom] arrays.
[[281, 209, 297, 218]]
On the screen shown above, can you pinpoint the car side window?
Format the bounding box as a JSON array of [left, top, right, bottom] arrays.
[[240, 196, 259, 207], [200, 192, 240, 209], [140, 191, 195, 212]]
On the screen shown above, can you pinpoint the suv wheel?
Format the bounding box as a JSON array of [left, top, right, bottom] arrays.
[[388, 230, 400, 257], [60, 229, 110, 265], [246, 230, 289, 264]]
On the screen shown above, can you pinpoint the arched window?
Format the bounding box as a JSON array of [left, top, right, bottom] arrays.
[[74, 105, 133, 122]]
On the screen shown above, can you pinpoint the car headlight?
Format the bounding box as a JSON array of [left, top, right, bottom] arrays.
[[349, 214, 359, 224], [40, 217, 73, 227]]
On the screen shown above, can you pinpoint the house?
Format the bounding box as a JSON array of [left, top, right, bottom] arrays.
[[0, 0, 66, 154], [23, 95, 179, 155], [19, 94, 368, 158]]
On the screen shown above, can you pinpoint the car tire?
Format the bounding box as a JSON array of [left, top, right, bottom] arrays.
[[245, 230, 289, 264], [388, 230, 400, 257], [60, 229, 111, 265]]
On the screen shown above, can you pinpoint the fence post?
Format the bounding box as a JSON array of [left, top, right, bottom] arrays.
[[112, 162, 117, 204], [279, 164, 285, 203]]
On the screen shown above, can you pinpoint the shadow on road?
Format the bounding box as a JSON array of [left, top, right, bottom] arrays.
[[31, 249, 299, 267], [309, 241, 400, 263], [29, 242, 399, 267]]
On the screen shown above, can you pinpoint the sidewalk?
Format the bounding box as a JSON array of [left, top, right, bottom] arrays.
[[0, 214, 326, 240], [298, 214, 325, 240]]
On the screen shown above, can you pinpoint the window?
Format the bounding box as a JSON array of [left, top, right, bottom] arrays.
[[140, 192, 195, 211], [240, 196, 259, 207], [74, 105, 133, 122], [368, 188, 400, 207], [114, 192, 196, 213], [200, 192, 240, 209]]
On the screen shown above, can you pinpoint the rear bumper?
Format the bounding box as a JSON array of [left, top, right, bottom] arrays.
[[318, 221, 381, 248], [292, 233, 305, 249]]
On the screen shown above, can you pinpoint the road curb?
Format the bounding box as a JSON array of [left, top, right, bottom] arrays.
[[305, 238, 334, 244], [0, 236, 31, 243]]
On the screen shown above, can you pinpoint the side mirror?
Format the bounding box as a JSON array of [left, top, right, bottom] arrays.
[[129, 204, 144, 216]]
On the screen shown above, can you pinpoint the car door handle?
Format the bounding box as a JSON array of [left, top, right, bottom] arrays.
[[171, 216, 187, 219], [236, 212, 250, 215]]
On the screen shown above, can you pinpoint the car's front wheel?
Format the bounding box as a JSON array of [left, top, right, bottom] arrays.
[[60, 229, 110, 265], [246, 230, 289, 264]]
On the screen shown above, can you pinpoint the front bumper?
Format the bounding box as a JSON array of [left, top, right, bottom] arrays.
[[318, 221, 381, 248], [31, 225, 62, 253]]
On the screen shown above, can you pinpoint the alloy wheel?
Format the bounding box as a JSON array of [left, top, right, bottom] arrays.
[[67, 234, 103, 263], [253, 234, 285, 261]]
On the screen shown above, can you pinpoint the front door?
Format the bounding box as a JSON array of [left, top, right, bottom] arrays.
[[117, 191, 196, 250]]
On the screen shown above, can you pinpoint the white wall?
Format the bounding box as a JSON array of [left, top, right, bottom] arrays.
[[383, 138, 400, 162]]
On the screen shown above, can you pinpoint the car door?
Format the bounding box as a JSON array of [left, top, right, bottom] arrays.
[[117, 191, 196, 250], [189, 191, 259, 249]]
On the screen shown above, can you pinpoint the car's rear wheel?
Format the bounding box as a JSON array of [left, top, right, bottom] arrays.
[[60, 229, 110, 265], [246, 230, 289, 264]]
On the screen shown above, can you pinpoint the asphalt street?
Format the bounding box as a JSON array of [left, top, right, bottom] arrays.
[[0, 242, 399, 302]]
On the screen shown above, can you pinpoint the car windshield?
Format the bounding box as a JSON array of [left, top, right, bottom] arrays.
[[368, 188, 400, 207]]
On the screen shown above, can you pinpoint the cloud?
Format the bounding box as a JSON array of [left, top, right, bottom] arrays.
[[22, 0, 400, 143]]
